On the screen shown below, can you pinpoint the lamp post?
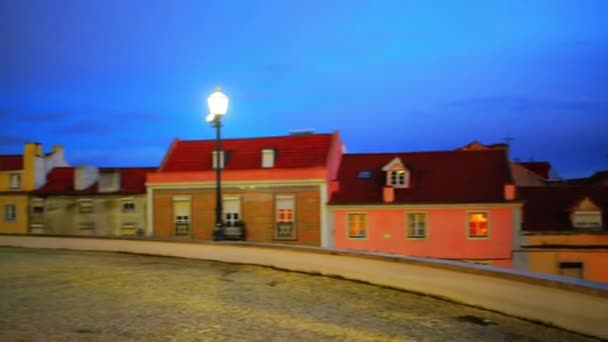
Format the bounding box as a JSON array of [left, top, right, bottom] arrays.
[[206, 87, 229, 241]]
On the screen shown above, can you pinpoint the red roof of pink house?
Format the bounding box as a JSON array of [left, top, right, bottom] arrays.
[[0, 155, 23, 171], [516, 162, 551, 179], [519, 186, 608, 231], [329, 150, 511, 204], [34, 167, 155, 195], [160, 133, 334, 172]]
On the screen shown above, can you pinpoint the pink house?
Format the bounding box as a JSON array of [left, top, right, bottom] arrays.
[[327, 149, 521, 267]]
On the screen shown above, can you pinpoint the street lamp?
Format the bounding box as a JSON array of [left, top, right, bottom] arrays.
[[206, 87, 229, 241]]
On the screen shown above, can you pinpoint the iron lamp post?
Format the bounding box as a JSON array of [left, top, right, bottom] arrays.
[[206, 87, 229, 241]]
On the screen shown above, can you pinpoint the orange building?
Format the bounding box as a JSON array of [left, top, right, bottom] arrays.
[[516, 184, 608, 283], [146, 131, 343, 247], [328, 149, 521, 267]]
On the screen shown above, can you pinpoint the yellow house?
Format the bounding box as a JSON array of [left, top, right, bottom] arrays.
[[0, 143, 68, 233]]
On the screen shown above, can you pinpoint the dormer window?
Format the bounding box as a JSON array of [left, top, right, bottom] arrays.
[[570, 197, 603, 230], [99, 170, 120, 193], [381, 157, 410, 188], [262, 149, 275, 168], [212, 151, 225, 169]]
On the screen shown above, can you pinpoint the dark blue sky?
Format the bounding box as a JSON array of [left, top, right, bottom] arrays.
[[1, 0, 607, 178]]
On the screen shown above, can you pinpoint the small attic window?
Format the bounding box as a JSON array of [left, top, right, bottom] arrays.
[[212, 151, 225, 169], [357, 171, 373, 179], [262, 149, 275, 168]]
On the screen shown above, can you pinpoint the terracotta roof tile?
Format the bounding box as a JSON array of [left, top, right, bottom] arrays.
[[34, 167, 155, 195], [160, 133, 333, 172], [519, 186, 608, 231], [516, 162, 551, 179], [0, 155, 23, 171], [330, 150, 511, 204]]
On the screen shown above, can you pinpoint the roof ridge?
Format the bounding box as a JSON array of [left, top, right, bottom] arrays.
[[178, 132, 333, 143], [344, 149, 504, 156]]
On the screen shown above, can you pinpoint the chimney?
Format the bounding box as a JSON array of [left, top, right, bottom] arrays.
[[504, 184, 516, 201], [383, 186, 394, 203], [75, 166, 99, 190], [52, 145, 64, 155]]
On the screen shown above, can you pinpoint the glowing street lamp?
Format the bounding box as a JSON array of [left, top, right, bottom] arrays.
[[207, 87, 229, 241]]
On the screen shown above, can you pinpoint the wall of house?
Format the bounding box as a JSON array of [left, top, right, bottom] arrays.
[[332, 206, 515, 267], [0, 195, 29, 233], [152, 186, 321, 245], [518, 233, 608, 283], [32, 195, 147, 236]]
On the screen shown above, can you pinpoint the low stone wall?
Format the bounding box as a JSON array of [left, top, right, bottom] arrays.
[[1, 235, 607, 339]]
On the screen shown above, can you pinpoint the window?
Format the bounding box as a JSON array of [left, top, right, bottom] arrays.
[[9, 173, 21, 189], [33, 206, 44, 216], [4, 204, 16, 221], [122, 202, 135, 212], [571, 211, 602, 229], [358, 171, 373, 179], [389, 170, 406, 186], [173, 197, 191, 236], [223, 196, 241, 227], [275, 195, 296, 240], [212, 151, 225, 169], [121, 222, 137, 236], [99, 171, 119, 192], [559, 262, 583, 279], [468, 212, 489, 238], [407, 213, 427, 238], [78, 199, 94, 213], [262, 149, 275, 168], [348, 213, 367, 239], [79, 222, 95, 231]]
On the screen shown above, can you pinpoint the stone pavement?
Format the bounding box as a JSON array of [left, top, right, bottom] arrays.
[[0, 247, 600, 342]]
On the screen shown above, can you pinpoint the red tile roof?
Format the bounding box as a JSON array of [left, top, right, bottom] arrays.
[[519, 186, 608, 231], [330, 150, 511, 204], [0, 155, 23, 171], [34, 167, 155, 195], [516, 162, 551, 179], [160, 133, 334, 172]]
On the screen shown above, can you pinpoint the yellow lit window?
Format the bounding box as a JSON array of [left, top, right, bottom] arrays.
[[468, 212, 488, 238], [348, 214, 367, 238]]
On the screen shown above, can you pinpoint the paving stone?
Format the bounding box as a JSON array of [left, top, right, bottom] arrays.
[[0, 247, 600, 341]]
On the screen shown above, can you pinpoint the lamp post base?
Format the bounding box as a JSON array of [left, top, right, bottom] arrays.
[[213, 224, 225, 241]]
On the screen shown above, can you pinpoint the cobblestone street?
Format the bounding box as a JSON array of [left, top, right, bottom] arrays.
[[0, 247, 599, 341]]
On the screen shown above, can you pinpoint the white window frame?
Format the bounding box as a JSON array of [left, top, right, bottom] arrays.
[[262, 149, 275, 168], [223, 195, 241, 227], [275, 195, 296, 240], [571, 211, 602, 229], [4, 204, 16, 222], [9, 173, 21, 189], [120, 222, 137, 236], [173, 196, 191, 236], [122, 198, 136, 212], [212, 151, 225, 169], [406, 212, 427, 239]]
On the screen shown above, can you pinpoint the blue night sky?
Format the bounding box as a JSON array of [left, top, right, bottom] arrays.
[[1, 0, 607, 178]]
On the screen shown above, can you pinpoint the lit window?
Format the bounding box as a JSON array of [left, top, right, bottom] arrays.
[[4, 204, 16, 221], [9, 174, 21, 189], [407, 213, 427, 238], [275, 195, 296, 239], [348, 213, 367, 238], [468, 212, 489, 238]]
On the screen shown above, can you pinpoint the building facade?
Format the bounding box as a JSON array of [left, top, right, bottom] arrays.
[[0, 143, 67, 233], [328, 149, 521, 267], [31, 166, 154, 236], [147, 131, 343, 247], [515, 184, 608, 283]]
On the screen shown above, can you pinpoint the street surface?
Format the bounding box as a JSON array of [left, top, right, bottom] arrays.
[[0, 247, 599, 341]]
